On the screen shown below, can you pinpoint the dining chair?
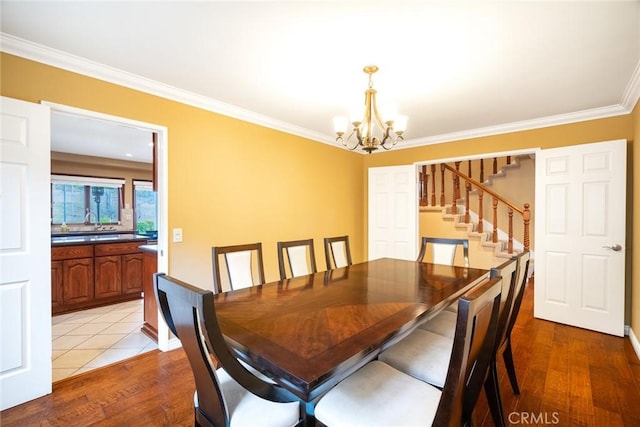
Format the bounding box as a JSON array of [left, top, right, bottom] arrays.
[[154, 273, 303, 427], [497, 250, 531, 396], [211, 243, 265, 294], [314, 276, 503, 427], [323, 235, 352, 270], [277, 238, 317, 280], [417, 236, 470, 268]]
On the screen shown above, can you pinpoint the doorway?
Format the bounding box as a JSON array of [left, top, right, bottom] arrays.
[[45, 102, 170, 381]]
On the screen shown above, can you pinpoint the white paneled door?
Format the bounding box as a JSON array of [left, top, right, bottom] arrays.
[[368, 165, 418, 261], [534, 139, 626, 336], [0, 97, 52, 409]]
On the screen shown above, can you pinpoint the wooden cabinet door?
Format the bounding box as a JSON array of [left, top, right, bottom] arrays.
[[51, 261, 64, 314], [122, 253, 143, 294], [95, 256, 122, 299], [62, 258, 94, 305]]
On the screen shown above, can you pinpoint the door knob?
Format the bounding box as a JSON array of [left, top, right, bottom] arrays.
[[602, 244, 622, 251]]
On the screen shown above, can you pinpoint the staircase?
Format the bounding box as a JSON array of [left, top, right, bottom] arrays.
[[419, 155, 534, 270]]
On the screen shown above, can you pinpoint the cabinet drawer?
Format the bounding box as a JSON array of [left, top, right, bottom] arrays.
[[52, 245, 94, 261], [95, 242, 144, 256]]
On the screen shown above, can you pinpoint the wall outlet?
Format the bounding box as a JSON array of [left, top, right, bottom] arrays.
[[172, 228, 183, 243]]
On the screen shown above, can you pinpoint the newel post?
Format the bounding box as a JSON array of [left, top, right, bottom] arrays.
[[523, 203, 531, 251]]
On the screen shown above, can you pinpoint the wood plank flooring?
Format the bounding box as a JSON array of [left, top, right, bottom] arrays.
[[2, 278, 640, 426]]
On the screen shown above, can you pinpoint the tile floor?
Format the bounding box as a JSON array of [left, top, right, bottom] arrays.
[[51, 299, 157, 382]]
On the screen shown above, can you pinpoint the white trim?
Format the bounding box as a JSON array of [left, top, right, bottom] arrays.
[[43, 101, 173, 352], [3, 33, 639, 155], [621, 59, 640, 112], [133, 180, 153, 188], [396, 105, 628, 151], [2, 33, 337, 148], [629, 327, 640, 362], [415, 147, 537, 167], [51, 174, 125, 187]]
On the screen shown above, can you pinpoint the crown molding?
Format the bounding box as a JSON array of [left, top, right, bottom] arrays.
[[2, 32, 638, 155], [397, 104, 630, 151], [0, 33, 338, 148], [621, 59, 640, 112]]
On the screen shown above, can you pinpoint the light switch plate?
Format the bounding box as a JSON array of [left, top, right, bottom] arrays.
[[172, 228, 183, 243]]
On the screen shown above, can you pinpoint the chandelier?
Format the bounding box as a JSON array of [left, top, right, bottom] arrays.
[[333, 65, 408, 154]]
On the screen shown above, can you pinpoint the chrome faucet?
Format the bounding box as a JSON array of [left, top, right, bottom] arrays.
[[84, 211, 99, 230]]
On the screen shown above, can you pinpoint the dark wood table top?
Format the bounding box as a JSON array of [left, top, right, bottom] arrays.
[[214, 257, 489, 401]]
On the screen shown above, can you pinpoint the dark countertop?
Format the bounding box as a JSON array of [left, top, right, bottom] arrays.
[[51, 230, 134, 237], [139, 244, 158, 253], [51, 234, 149, 246]]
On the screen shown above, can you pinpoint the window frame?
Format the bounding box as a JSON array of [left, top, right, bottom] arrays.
[[51, 174, 125, 226]]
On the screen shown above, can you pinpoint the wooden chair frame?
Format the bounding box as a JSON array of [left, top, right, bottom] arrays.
[[154, 273, 302, 427], [323, 235, 353, 270], [417, 237, 470, 268], [211, 243, 265, 294]]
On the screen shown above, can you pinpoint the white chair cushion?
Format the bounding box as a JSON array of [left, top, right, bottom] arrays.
[[330, 241, 348, 268], [315, 360, 441, 427], [417, 309, 457, 338], [225, 251, 254, 289], [432, 243, 457, 265], [378, 330, 454, 388], [210, 368, 300, 427], [287, 245, 310, 277]]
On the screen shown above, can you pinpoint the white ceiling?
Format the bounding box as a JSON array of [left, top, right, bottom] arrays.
[[2, 1, 639, 160]]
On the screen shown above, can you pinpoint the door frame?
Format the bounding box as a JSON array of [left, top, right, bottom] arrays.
[[42, 102, 177, 352]]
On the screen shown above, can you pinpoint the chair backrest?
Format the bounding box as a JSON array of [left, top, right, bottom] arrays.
[[277, 239, 317, 280], [502, 250, 531, 343], [417, 237, 470, 268], [433, 276, 503, 426], [323, 235, 353, 270], [154, 273, 300, 427], [211, 243, 265, 294], [490, 257, 519, 352]]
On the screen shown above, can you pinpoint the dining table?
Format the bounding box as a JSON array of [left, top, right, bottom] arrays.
[[213, 257, 490, 416]]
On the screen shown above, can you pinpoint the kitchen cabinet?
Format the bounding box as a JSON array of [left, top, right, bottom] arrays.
[[51, 237, 146, 315], [95, 255, 122, 298], [122, 253, 143, 294], [52, 245, 95, 314], [139, 245, 158, 342]]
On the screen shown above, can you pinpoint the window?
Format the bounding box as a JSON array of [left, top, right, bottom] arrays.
[[133, 180, 157, 235], [51, 175, 124, 225]]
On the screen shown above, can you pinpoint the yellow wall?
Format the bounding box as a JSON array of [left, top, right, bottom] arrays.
[[632, 101, 640, 337], [1, 53, 364, 289]]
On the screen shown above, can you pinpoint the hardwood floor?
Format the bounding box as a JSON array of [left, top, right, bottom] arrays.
[[2, 279, 640, 426]]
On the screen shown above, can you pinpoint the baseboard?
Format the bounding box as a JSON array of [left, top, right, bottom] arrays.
[[629, 327, 640, 361]]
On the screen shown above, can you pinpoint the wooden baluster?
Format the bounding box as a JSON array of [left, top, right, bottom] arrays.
[[492, 197, 498, 243], [440, 164, 445, 207], [419, 165, 427, 206], [493, 157, 498, 175], [451, 171, 458, 215], [477, 189, 484, 233], [480, 159, 485, 182], [454, 161, 461, 201], [507, 155, 512, 165], [464, 182, 471, 223], [430, 164, 436, 206], [467, 160, 472, 179], [523, 203, 531, 251], [508, 208, 514, 253]]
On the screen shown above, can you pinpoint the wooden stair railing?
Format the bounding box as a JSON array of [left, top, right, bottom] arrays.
[[419, 158, 530, 254]]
